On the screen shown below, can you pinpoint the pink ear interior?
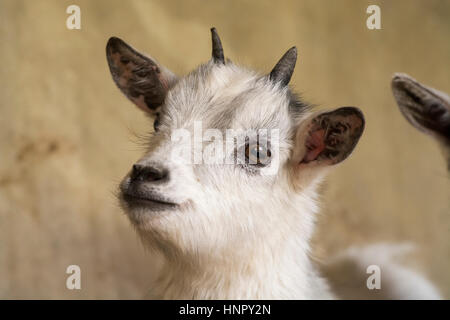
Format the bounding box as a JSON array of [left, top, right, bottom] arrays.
[[303, 127, 326, 163]]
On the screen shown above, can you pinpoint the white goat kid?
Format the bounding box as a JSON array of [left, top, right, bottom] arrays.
[[106, 29, 437, 299]]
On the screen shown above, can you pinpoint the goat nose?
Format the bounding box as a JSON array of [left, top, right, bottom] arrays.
[[130, 164, 169, 184]]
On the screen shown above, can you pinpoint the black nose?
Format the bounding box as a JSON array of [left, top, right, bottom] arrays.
[[130, 164, 169, 184]]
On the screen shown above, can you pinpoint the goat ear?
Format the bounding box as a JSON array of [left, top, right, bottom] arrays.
[[293, 107, 365, 168], [391, 73, 450, 142], [106, 37, 177, 114]]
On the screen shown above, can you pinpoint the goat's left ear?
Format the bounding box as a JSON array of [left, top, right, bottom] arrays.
[[106, 37, 177, 114], [293, 107, 365, 168]]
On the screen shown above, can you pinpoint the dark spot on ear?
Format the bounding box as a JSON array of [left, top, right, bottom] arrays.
[[403, 87, 424, 105], [120, 57, 130, 64], [136, 70, 150, 78]]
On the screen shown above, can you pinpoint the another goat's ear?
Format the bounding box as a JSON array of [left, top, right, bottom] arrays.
[[293, 107, 365, 168], [106, 37, 177, 114], [391, 73, 450, 142]]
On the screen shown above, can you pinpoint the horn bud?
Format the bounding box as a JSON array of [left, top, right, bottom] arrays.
[[269, 47, 297, 86], [211, 27, 225, 64]]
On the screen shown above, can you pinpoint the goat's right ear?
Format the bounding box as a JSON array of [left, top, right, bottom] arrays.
[[106, 37, 177, 114], [292, 107, 365, 171]]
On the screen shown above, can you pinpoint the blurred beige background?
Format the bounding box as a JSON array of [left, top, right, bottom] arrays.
[[0, 0, 449, 299]]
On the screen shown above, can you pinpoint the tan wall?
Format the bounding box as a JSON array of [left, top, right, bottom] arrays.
[[0, 0, 449, 299]]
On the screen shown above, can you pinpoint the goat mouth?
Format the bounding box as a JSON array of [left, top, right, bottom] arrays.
[[122, 193, 179, 210]]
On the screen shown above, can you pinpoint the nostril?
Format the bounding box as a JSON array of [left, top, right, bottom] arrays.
[[130, 164, 169, 183], [132, 164, 140, 174], [146, 168, 166, 181], [130, 164, 143, 182]]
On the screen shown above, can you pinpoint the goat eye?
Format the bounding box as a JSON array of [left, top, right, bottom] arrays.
[[245, 142, 272, 166]]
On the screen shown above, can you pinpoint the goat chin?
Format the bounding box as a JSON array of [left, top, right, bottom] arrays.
[[321, 243, 442, 300]]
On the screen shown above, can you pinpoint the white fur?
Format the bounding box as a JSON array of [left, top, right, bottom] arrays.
[[322, 244, 442, 299], [118, 61, 441, 299]]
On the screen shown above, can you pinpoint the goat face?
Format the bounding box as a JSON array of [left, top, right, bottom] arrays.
[[106, 29, 365, 255]]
